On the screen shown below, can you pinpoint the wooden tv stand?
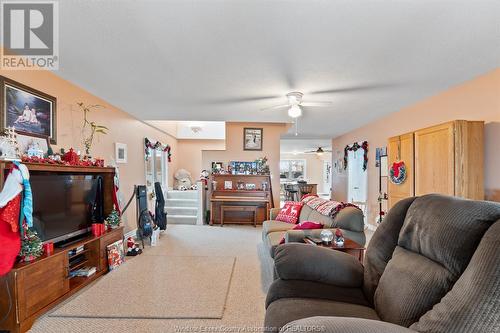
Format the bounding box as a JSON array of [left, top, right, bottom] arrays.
[[0, 162, 123, 333], [0, 227, 123, 333]]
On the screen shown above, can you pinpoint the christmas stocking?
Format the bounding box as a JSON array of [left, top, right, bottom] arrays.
[[0, 195, 21, 276]]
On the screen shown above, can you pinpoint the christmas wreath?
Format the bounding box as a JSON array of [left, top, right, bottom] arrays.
[[344, 141, 369, 171], [145, 138, 172, 162], [389, 161, 407, 185]]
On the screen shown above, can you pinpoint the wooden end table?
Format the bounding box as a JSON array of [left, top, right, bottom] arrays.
[[303, 237, 365, 262]]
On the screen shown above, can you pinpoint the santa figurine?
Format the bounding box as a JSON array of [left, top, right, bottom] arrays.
[[0, 162, 32, 276], [126, 236, 142, 256]]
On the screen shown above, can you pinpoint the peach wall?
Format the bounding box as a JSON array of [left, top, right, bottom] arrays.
[[176, 139, 225, 181], [332, 68, 500, 227], [202, 122, 289, 207], [0, 70, 177, 232], [280, 152, 332, 194]]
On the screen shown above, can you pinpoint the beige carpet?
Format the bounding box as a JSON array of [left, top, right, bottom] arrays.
[[30, 225, 268, 332], [49, 255, 235, 319]]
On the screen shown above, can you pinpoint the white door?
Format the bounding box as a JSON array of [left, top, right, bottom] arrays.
[[347, 149, 367, 203]]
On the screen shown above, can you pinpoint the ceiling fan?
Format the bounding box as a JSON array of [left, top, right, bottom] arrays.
[[304, 147, 332, 156], [260, 91, 332, 136], [260, 91, 332, 118]]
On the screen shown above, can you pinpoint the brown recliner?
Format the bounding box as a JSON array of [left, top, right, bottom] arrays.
[[264, 194, 500, 333]]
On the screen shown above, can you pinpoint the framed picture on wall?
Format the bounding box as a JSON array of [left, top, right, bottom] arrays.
[[243, 127, 263, 151], [115, 142, 128, 163], [0, 76, 57, 144]]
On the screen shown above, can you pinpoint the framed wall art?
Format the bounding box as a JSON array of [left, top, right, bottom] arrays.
[[0, 76, 57, 144], [115, 142, 128, 163], [243, 127, 263, 151]]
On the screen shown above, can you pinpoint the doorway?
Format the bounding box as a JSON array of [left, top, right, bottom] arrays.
[[347, 147, 368, 206]]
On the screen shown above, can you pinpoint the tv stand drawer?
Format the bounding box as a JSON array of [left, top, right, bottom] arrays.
[[17, 254, 69, 320]]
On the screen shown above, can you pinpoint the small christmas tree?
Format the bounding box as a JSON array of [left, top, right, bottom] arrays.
[[19, 228, 43, 262], [105, 209, 121, 228]]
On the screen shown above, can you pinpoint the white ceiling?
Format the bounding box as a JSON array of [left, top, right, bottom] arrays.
[[57, 0, 500, 139]]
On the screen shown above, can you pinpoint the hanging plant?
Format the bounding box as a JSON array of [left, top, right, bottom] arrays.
[[389, 161, 407, 185], [144, 138, 172, 162], [344, 141, 369, 171]]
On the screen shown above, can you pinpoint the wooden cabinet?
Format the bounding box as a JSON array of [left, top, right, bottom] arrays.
[[388, 133, 415, 208], [388, 120, 484, 208], [16, 254, 69, 321], [0, 162, 123, 333], [0, 227, 124, 333], [415, 120, 484, 199]]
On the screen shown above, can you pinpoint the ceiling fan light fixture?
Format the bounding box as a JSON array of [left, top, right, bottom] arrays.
[[316, 147, 324, 156], [288, 105, 302, 118]]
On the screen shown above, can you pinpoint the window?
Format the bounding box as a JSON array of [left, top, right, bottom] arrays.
[[280, 159, 306, 181]]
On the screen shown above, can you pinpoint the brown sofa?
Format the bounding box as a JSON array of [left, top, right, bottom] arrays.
[[264, 194, 500, 333], [262, 203, 365, 260]]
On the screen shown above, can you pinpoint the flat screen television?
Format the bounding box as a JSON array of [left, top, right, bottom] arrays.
[[30, 174, 104, 244]]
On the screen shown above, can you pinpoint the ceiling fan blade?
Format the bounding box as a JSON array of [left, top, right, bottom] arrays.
[[260, 104, 289, 111], [309, 83, 395, 95], [301, 101, 333, 107], [198, 94, 282, 104]]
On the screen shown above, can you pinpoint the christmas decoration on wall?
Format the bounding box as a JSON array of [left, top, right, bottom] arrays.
[[144, 138, 172, 162], [389, 161, 407, 185], [343, 141, 369, 171], [105, 209, 121, 229]]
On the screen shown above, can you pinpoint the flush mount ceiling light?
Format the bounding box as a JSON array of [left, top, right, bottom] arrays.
[[190, 124, 203, 133]]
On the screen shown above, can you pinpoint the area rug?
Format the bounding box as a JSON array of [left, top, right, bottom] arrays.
[[49, 255, 236, 319]]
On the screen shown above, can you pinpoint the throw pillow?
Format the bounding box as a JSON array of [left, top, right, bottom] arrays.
[[275, 201, 304, 224], [279, 221, 323, 244]]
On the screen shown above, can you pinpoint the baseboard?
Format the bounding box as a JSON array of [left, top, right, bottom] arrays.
[[124, 228, 137, 239]]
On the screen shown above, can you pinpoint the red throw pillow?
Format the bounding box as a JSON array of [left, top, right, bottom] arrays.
[[275, 201, 304, 224], [279, 221, 323, 244]]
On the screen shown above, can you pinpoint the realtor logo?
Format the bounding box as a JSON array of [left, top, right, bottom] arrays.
[[1, 1, 59, 70]]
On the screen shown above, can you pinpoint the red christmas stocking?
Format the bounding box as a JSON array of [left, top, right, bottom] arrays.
[[0, 195, 21, 276]]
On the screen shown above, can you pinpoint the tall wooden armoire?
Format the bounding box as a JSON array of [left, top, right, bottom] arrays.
[[388, 120, 484, 208]]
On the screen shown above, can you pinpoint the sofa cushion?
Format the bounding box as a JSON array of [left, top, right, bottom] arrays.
[[304, 209, 334, 226], [399, 194, 500, 277], [262, 220, 296, 238], [264, 231, 286, 258], [279, 221, 323, 244], [276, 201, 304, 224], [374, 246, 454, 327], [333, 206, 365, 232], [265, 279, 371, 309], [264, 298, 379, 333], [274, 243, 364, 287], [363, 197, 416, 305], [410, 220, 500, 333], [298, 204, 312, 221]]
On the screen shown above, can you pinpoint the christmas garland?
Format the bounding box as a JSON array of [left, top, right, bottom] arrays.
[[145, 138, 172, 162], [344, 141, 369, 171]]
